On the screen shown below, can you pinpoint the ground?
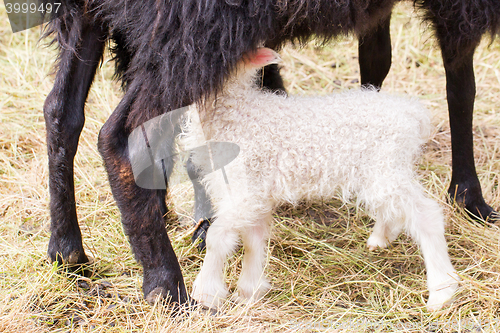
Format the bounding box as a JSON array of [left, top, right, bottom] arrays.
[[0, 3, 500, 332]]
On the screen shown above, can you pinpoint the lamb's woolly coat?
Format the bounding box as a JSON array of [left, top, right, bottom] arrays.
[[186, 50, 458, 311], [186, 72, 431, 223]]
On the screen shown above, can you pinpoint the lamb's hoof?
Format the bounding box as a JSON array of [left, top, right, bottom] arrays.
[[191, 289, 227, 309], [191, 219, 212, 252], [366, 234, 388, 251], [426, 280, 459, 311], [236, 279, 271, 304], [191, 275, 228, 309]]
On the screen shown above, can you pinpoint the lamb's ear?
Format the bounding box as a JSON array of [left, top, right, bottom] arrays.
[[247, 48, 281, 69]]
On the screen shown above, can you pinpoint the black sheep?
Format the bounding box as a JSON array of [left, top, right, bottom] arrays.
[[42, 0, 500, 305]]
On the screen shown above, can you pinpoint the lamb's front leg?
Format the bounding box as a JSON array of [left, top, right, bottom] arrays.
[[192, 217, 239, 308], [237, 216, 272, 302]]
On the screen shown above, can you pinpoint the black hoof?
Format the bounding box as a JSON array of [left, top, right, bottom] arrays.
[[448, 184, 498, 223], [47, 233, 94, 277], [143, 269, 189, 306], [145, 287, 169, 305], [465, 207, 500, 224], [191, 219, 212, 251], [49, 249, 89, 266], [48, 236, 89, 267]]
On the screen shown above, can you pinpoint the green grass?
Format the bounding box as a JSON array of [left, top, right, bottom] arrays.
[[1, 2, 500, 332]]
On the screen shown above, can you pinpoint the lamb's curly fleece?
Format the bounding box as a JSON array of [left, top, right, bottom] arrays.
[[185, 52, 459, 311]]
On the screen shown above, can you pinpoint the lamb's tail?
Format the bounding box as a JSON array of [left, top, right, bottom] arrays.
[[361, 86, 433, 142], [413, 99, 433, 143]]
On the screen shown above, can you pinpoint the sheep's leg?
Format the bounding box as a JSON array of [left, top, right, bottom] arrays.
[[187, 157, 214, 251], [367, 180, 458, 310], [367, 219, 402, 251], [237, 216, 272, 302], [45, 17, 106, 267], [98, 82, 188, 305], [441, 49, 496, 221], [418, 2, 497, 221], [358, 14, 392, 90], [192, 216, 240, 308], [402, 187, 459, 311]]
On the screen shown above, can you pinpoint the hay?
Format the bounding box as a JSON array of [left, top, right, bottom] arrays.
[[1, 2, 499, 332]]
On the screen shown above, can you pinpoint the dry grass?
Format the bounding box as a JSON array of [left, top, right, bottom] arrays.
[[1, 3, 500, 332]]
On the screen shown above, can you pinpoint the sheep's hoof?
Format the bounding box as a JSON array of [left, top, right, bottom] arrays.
[[48, 248, 94, 277], [447, 182, 498, 223], [366, 234, 388, 251], [145, 287, 167, 305], [426, 281, 459, 311], [48, 233, 90, 267], [191, 289, 227, 309], [191, 219, 212, 252], [236, 279, 271, 304], [191, 275, 228, 309]]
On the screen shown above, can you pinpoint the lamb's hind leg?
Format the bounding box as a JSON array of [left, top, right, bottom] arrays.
[[187, 156, 214, 251], [403, 186, 459, 311], [236, 215, 272, 302], [367, 181, 458, 310], [367, 218, 402, 251]]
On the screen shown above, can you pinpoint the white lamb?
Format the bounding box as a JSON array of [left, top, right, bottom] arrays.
[[185, 48, 459, 311]]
